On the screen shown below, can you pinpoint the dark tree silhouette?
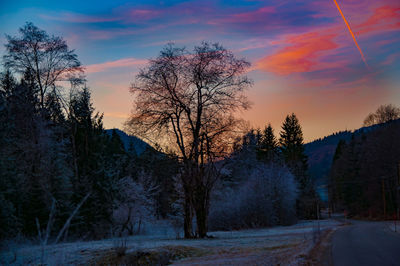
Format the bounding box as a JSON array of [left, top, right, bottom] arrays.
[[279, 113, 318, 219], [126, 42, 252, 238], [279, 114, 307, 169], [3, 22, 84, 107], [363, 104, 400, 126], [257, 123, 279, 162], [1, 23, 182, 242], [329, 120, 400, 218]]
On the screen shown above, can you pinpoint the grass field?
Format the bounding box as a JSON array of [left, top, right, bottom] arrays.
[[0, 220, 342, 265]]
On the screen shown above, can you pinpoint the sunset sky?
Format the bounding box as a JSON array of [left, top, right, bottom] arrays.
[[1, 0, 399, 142]]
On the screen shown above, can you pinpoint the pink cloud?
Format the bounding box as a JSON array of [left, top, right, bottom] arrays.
[[85, 58, 147, 73], [256, 32, 339, 75], [128, 9, 161, 21], [255, 3, 400, 75], [355, 5, 400, 36], [221, 6, 276, 23]]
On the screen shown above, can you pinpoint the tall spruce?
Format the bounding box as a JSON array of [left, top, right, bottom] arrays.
[[257, 123, 278, 163], [68, 87, 114, 237], [0, 71, 20, 238], [279, 114, 307, 174], [279, 113, 318, 219]]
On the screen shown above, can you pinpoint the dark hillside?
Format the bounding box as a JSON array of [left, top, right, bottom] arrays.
[[305, 121, 394, 201], [329, 119, 400, 218]]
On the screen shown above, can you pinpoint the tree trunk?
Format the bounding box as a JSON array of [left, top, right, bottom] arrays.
[[194, 185, 210, 238], [183, 190, 194, 238], [195, 205, 208, 238]]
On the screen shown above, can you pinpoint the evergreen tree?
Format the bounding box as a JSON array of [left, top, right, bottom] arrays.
[[328, 139, 346, 213], [108, 129, 126, 155], [228, 130, 260, 184], [44, 89, 66, 126], [68, 87, 120, 238], [257, 123, 279, 163], [279, 114, 307, 173], [279, 113, 318, 219], [0, 71, 20, 238], [0, 23, 141, 241]]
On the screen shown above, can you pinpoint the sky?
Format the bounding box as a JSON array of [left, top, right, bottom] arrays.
[[0, 0, 399, 142]]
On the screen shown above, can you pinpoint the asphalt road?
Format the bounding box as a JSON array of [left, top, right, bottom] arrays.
[[332, 220, 400, 266]]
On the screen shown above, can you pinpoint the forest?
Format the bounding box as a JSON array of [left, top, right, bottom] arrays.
[[329, 104, 400, 219]]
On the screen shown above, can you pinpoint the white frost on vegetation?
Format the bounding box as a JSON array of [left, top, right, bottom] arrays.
[[0, 219, 342, 265]]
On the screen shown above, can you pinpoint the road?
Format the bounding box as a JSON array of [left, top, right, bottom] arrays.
[[332, 220, 400, 266]]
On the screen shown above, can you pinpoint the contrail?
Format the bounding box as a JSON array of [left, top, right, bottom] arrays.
[[333, 0, 368, 67]]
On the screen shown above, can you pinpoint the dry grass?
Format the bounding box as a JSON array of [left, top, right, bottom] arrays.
[[91, 245, 209, 265]]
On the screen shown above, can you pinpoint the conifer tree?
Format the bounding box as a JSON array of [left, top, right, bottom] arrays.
[[108, 129, 126, 155], [279, 114, 307, 171], [257, 123, 278, 163], [279, 113, 318, 219], [0, 71, 20, 238]]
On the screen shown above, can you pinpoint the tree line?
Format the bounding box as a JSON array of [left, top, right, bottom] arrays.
[[329, 105, 400, 219], [209, 117, 319, 231]]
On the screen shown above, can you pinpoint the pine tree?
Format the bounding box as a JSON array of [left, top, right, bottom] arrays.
[[68, 87, 119, 238], [108, 129, 126, 155], [279, 114, 307, 171], [257, 123, 278, 163], [0, 71, 20, 238], [44, 89, 66, 126], [279, 113, 318, 219]]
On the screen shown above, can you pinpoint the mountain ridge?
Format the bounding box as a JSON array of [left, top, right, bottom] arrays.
[[105, 128, 151, 156]]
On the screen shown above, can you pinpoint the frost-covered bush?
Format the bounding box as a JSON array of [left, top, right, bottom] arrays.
[[209, 163, 298, 230], [112, 172, 159, 236]]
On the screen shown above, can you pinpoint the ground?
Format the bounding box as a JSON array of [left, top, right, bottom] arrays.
[[0, 220, 343, 265]]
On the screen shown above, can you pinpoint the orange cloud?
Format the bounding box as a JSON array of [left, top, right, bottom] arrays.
[[255, 4, 400, 75], [85, 58, 147, 73], [256, 32, 338, 75]]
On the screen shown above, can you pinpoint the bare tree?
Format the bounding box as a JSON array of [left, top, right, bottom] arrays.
[[363, 113, 376, 127], [3, 22, 84, 107], [363, 104, 400, 126], [125, 42, 251, 238]]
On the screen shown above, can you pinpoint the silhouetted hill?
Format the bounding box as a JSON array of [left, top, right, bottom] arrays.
[[305, 131, 352, 201], [305, 120, 399, 201], [330, 119, 400, 217], [105, 128, 152, 155]]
